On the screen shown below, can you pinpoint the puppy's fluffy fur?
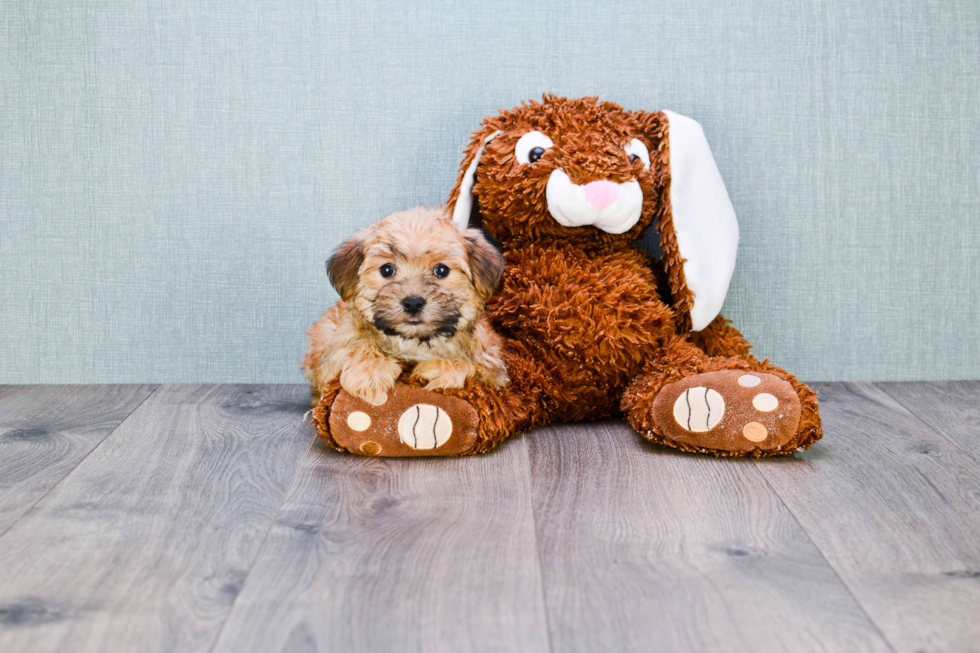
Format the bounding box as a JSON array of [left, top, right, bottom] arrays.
[[303, 207, 509, 406]]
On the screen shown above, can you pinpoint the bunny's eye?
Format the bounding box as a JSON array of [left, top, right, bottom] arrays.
[[624, 139, 651, 169], [433, 263, 450, 278], [515, 131, 554, 165], [379, 263, 396, 278]]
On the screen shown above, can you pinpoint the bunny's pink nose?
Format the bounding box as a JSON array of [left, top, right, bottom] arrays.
[[583, 181, 620, 211]]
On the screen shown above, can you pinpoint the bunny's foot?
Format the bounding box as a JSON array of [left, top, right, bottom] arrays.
[[313, 382, 480, 457], [622, 350, 822, 457], [648, 370, 802, 454], [310, 348, 550, 457]]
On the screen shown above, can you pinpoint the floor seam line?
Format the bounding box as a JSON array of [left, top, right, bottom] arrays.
[[876, 381, 980, 469], [522, 435, 557, 653], [0, 383, 162, 543], [207, 420, 318, 653], [750, 452, 898, 653]]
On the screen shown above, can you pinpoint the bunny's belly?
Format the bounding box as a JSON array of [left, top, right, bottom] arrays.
[[489, 243, 676, 417]]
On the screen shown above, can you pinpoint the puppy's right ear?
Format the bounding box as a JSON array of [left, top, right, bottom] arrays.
[[464, 229, 505, 301], [326, 235, 365, 301]]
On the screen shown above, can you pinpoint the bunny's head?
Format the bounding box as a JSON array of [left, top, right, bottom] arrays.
[[447, 95, 740, 332]]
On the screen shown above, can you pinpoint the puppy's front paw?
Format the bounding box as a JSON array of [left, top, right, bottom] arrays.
[[340, 356, 401, 406], [411, 359, 474, 391], [344, 383, 390, 407]]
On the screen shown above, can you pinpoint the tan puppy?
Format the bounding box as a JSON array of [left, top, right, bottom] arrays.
[[303, 207, 509, 406]]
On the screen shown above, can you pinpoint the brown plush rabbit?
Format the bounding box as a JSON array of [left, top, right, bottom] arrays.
[[310, 95, 821, 458]]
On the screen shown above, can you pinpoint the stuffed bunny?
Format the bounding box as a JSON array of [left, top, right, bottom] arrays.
[[311, 95, 821, 457]]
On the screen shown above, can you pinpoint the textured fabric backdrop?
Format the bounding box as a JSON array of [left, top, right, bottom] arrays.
[[2, 0, 978, 383]]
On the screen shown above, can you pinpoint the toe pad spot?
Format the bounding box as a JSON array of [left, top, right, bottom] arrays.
[[752, 393, 779, 412], [347, 411, 372, 431], [743, 422, 768, 442], [738, 374, 761, 387]]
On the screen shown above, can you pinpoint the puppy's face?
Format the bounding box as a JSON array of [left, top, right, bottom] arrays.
[[328, 207, 504, 342]]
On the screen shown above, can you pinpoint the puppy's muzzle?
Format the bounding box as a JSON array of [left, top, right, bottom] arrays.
[[401, 295, 426, 316]]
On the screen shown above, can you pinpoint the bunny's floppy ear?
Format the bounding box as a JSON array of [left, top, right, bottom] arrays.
[[449, 129, 503, 227], [641, 110, 740, 332]]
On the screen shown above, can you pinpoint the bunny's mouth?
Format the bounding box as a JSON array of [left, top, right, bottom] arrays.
[[545, 170, 644, 235]]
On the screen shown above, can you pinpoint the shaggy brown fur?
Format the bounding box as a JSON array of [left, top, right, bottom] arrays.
[[312, 96, 821, 457], [303, 207, 508, 407]]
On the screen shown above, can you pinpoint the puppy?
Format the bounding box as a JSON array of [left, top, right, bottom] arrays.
[[303, 206, 509, 406]]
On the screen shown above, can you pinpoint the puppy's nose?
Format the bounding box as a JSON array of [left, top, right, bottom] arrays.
[[584, 180, 620, 211], [401, 295, 426, 315]]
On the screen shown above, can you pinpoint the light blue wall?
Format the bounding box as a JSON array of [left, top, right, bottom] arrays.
[[2, 0, 978, 383]]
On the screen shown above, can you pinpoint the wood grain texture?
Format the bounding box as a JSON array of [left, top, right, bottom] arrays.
[[211, 437, 550, 653], [757, 383, 980, 653], [526, 420, 891, 653], [0, 384, 314, 653], [3, 382, 980, 653], [0, 384, 158, 534], [878, 381, 980, 460]]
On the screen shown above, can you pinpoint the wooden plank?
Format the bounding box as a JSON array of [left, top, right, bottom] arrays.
[[879, 381, 980, 460], [527, 420, 890, 653], [0, 384, 314, 653], [212, 437, 550, 653], [757, 383, 980, 653], [0, 385, 158, 534]]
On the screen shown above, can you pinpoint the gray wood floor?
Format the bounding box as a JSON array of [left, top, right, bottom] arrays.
[[0, 383, 978, 653]]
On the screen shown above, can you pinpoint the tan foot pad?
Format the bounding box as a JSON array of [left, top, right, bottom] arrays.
[[329, 383, 479, 457], [651, 370, 802, 453]]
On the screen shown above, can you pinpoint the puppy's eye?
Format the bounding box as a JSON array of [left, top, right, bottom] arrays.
[[379, 263, 396, 278], [515, 130, 554, 165], [624, 138, 651, 169], [433, 263, 450, 279]]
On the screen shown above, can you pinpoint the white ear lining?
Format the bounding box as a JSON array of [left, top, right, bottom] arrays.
[[663, 110, 740, 332], [452, 130, 503, 227]]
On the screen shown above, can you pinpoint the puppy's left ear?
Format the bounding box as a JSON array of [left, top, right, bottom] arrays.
[[326, 233, 365, 301], [464, 229, 505, 300]]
